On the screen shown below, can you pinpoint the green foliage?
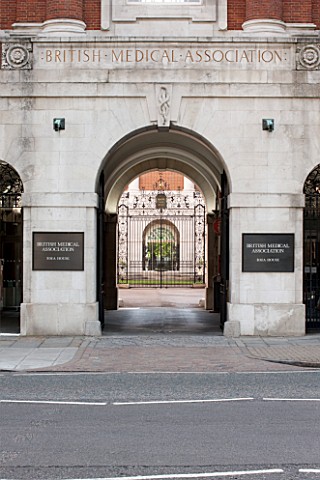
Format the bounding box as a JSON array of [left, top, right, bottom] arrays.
[[148, 241, 175, 259]]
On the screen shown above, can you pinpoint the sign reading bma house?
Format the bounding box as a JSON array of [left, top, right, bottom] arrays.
[[242, 234, 294, 273], [33, 232, 84, 271]]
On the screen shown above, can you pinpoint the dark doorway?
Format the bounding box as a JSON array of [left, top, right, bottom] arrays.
[[0, 161, 23, 334], [304, 165, 320, 332]]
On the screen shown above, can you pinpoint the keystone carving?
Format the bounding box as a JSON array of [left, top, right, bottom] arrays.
[[297, 44, 320, 70], [1, 43, 32, 70]]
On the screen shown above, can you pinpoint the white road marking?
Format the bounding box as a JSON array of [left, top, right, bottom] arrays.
[[0, 399, 107, 406], [236, 370, 319, 374], [264, 398, 320, 402], [63, 469, 284, 480], [113, 398, 254, 406], [2, 397, 320, 406], [299, 469, 320, 473], [7, 370, 318, 377]]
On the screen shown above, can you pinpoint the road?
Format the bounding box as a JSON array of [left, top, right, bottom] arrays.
[[1, 370, 320, 480]]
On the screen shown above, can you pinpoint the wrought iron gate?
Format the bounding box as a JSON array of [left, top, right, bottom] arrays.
[[117, 195, 206, 288], [304, 193, 320, 331], [0, 161, 23, 333]]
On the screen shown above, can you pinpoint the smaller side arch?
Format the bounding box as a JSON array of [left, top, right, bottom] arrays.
[[303, 163, 320, 332], [303, 164, 320, 194], [0, 160, 24, 200], [142, 219, 180, 272], [0, 160, 24, 334]]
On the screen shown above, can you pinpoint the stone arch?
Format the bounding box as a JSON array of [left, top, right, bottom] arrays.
[[98, 125, 229, 322], [97, 125, 228, 214]]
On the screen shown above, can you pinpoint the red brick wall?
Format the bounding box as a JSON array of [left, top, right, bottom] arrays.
[[0, 1, 17, 29], [312, 0, 320, 27], [227, 0, 246, 29], [228, 0, 319, 29], [0, 1, 319, 31], [283, 0, 312, 23], [84, 0, 100, 29], [16, 0, 46, 23], [139, 172, 184, 191], [47, 1, 84, 21], [246, 0, 283, 21]]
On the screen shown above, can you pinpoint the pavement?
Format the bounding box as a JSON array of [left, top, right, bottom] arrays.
[[1, 288, 320, 373], [1, 323, 320, 373], [0, 320, 320, 372]]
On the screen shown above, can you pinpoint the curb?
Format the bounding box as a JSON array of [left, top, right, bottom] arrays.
[[244, 354, 320, 369]]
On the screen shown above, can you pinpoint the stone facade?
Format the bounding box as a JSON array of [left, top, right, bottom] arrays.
[[0, 0, 320, 336]]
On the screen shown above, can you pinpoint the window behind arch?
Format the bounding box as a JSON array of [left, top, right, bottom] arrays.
[[128, 0, 201, 3], [102, 0, 226, 32]]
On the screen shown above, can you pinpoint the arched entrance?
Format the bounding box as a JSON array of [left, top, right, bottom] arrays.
[[143, 219, 180, 273], [304, 164, 320, 332], [0, 161, 23, 334], [97, 126, 229, 332]]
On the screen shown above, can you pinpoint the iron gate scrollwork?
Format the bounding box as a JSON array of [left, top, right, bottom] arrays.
[[117, 189, 206, 288], [118, 203, 129, 285], [194, 203, 206, 284]]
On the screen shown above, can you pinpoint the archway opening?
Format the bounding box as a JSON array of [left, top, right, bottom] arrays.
[[0, 161, 23, 335], [98, 127, 229, 334], [303, 164, 320, 332]]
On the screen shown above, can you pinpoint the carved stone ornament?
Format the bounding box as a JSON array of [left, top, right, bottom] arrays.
[[156, 85, 172, 128], [1, 43, 32, 70], [297, 44, 320, 70]]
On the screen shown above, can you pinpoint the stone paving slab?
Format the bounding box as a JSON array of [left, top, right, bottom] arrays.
[[0, 345, 79, 371]]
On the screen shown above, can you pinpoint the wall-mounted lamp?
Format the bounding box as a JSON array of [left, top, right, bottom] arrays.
[[262, 119, 274, 132], [53, 118, 65, 132]]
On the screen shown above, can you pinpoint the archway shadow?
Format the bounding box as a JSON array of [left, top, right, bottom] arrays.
[[0, 310, 20, 334], [103, 288, 222, 335]]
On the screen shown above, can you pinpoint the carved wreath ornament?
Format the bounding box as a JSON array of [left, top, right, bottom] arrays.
[[297, 44, 320, 70], [1, 44, 32, 70]]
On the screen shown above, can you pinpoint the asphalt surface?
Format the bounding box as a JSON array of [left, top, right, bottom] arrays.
[[1, 371, 320, 480]]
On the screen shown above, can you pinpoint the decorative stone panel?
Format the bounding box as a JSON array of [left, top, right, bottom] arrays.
[[1, 43, 32, 70], [297, 44, 320, 70]]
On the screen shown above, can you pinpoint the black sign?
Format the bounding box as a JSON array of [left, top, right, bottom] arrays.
[[156, 193, 167, 210], [242, 234, 294, 272], [33, 232, 84, 271]]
